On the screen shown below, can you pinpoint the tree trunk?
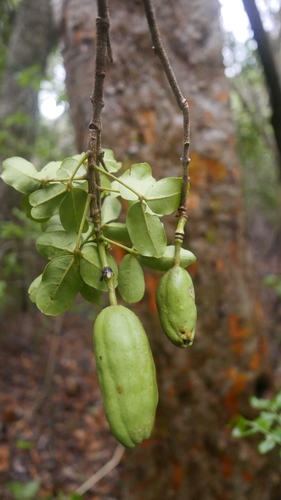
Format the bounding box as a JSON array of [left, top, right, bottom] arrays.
[[0, 0, 55, 217], [59, 1, 278, 498]]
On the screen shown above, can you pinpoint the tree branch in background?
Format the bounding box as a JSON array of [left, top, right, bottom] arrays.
[[141, 0, 190, 217], [242, 0, 281, 175]]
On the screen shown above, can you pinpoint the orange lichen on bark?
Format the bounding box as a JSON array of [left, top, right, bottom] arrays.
[[220, 454, 234, 478], [248, 352, 261, 371], [139, 108, 157, 144], [186, 191, 200, 212], [229, 314, 249, 340], [224, 368, 248, 413], [217, 92, 229, 102], [243, 471, 253, 483], [190, 151, 228, 187], [215, 259, 224, 271], [145, 273, 158, 312], [172, 460, 183, 490]]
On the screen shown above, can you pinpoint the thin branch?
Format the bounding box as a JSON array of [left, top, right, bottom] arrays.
[[87, 0, 111, 232], [75, 443, 125, 495], [141, 0, 190, 216]]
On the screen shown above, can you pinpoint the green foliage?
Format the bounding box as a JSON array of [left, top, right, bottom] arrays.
[[263, 274, 281, 296], [8, 481, 40, 500], [1, 151, 195, 316], [224, 34, 280, 224], [232, 391, 281, 455], [7, 480, 83, 500]]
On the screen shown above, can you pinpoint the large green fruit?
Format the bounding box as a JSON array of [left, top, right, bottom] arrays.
[[156, 266, 197, 348], [93, 305, 158, 448]]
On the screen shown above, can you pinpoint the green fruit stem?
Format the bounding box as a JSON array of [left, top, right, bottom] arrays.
[[98, 242, 118, 305], [173, 217, 186, 266]]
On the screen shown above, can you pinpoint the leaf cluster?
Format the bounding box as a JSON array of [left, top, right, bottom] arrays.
[[1, 150, 196, 315], [232, 391, 281, 455]]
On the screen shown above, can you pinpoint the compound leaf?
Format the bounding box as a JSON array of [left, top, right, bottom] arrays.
[[36, 231, 77, 259], [101, 196, 122, 224], [127, 201, 166, 257], [138, 245, 196, 271], [28, 275, 42, 303], [80, 282, 103, 304], [29, 184, 67, 220], [36, 255, 83, 316], [146, 177, 182, 215], [118, 254, 145, 303], [59, 188, 88, 233], [119, 162, 156, 201], [1, 157, 41, 194], [104, 149, 122, 172], [80, 245, 118, 291]]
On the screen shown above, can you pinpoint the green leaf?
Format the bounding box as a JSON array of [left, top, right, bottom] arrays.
[[28, 275, 42, 303], [253, 416, 273, 431], [100, 172, 112, 195], [41, 214, 63, 232], [258, 436, 276, 454], [119, 162, 156, 201], [101, 196, 122, 224], [29, 184, 67, 220], [259, 411, 276, 427], [37, 161, 62, 180], [22, 194, 50, 223], [56, 157, 86, 180], [118, 254, 145, 303], [104, 149, 122, 172], [59, 188, 88, 233], [146, 177, 182, 215], [272, 391, 281, 410], [80, 282, 103, 304], [36, 255, 83, 316], [16, 440, 34, 450], [8, 480, 40, 500], [109, 179, 120, 198], [250, 396, 271, 410], [102, 222, 132, 244], [80, 245, 118, 291], [138, 245, 196, 271], [231, 419, 258, 438], [36, 231, 77, 259], [1, 157, 41, 194], [126, 201, 167, 257]]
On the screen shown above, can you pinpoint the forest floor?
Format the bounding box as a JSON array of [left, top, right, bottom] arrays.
[[0, 303, 123, 500]]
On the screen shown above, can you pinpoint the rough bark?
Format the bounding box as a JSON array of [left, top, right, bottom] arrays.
[[0, 0, 55, 155], [58, 1, 278, 499], [0, 0, 56, 311]]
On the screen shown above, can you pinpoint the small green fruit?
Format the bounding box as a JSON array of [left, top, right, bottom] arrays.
[[93, 305, 158, 448], [156, 266, 197, 348]]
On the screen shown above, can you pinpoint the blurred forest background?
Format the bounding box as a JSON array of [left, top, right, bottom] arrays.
[[1, 0, 281, 499]]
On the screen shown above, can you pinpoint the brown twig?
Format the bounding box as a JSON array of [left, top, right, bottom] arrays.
[[87, 0, 111, 233], [75, 443, 125, 495], [141, 0, 190, 217]]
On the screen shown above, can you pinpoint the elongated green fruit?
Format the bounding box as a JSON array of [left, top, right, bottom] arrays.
[[93, 305, 158, 448], [156, 266, 197, 348]]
